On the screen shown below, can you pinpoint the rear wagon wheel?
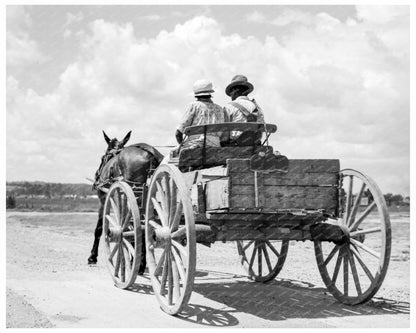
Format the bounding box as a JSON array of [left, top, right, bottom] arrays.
[[315, 169, 391, 304]]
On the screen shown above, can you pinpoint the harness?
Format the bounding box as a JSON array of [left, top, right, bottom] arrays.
[[229, 101, 259, 122], [229, 100, 269, 146], [93, 148, 123, 190], [93, 144, 164, 191]]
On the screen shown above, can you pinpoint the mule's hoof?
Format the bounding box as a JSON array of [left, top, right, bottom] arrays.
[[88, 255, 97, 264]]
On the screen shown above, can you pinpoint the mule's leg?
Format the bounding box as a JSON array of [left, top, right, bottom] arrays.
[[88, 195, 105, 264], [138, 233, 146, 275]]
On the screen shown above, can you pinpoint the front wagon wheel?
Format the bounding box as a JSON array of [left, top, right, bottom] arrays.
[[237, 240, 289, 282], [145, 164, 196, 315], [314, 169, 391, 305], [103, 181, 142, 289]]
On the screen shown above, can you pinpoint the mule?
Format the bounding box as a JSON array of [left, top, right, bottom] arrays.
[[88, 131, 164, 272]]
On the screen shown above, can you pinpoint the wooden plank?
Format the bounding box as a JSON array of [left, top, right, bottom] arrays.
[[230, 171, 338, 186], [179, 147, 255, 168], [205, 179, 229, 210], [228, 159, 340, 173], [184, 122, 277, 136], [229, 185, 338, 211], [214, 228, 311, 242]]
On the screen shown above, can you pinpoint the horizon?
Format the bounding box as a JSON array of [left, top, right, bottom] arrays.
[[6, 5, 410, 195]]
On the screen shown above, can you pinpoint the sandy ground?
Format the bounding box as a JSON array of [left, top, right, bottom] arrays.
[[6, 211, 410, 328]]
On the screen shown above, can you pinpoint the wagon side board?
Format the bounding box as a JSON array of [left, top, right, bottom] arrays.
[[204, 159, 340, 214]]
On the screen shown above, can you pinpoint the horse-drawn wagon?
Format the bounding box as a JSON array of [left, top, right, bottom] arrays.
[[100, 122, 391, 315]]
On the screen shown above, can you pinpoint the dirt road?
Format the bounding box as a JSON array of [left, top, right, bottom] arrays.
[[6, 212, 410, 328]]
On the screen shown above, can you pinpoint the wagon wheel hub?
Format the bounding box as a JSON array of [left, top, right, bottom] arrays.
[[334, 223, 350, 245], [108, 226, 123, 243], [154, 226, 172, 243]]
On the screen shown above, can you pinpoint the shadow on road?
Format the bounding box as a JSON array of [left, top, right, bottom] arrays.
[[192, 272, 409, 322], [177, 304, 239, 326], [124, 269, 408, 326]]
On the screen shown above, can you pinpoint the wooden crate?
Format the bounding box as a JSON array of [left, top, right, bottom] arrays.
[[205, 159, 339, 213]]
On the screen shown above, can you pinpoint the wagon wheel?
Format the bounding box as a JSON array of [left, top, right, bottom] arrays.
[[145, 164, 196, 315], [237, 240, 289, 282], [315, 169, 391, 305], [103, 181, 142, 289]]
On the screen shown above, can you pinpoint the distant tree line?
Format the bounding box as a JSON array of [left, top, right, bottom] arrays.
[[383, 193, 409, 207], [6, 181, 94, 198]]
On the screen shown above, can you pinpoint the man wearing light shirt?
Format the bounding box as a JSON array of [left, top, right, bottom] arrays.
[[223, 74, 265, 144]]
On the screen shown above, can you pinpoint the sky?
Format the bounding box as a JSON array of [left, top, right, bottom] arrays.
[[5, 4, 411, 195]]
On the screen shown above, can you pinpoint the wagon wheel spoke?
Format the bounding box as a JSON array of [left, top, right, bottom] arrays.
[[151, 198, 168, 227], [257, 245, 263, 276], [350, 227, 381, 237], [350, 238, 380, 259], [114, 245, 121, 277], [243, 240, 255, 251], [122, 238, 135, 258], [344, 175, 353, 225], [170, 202, 183, 232], [265, 240, 280, 257], [343, 250, 349, 296], [159, 252, 169, 295], [122, 230, 135, 238], [331, 247, 343, 283], [154, 249, 167, 276], [248, 245, 257, 275], [171, 239, 188, 264], [121, 244, 132, 277], [167, 252, 173, 305], [168, 177, 177, 227], [171, 246, 186, 282], [109, 243, 118, 262], [349, 201, 377, 231], [348, 248, 362, 295], [106, 214, 118, 229], [161, 175, 171, 217], [171, 226, 186, 239], [347, 182, 366, 227], [171, 253, 181, 302], [156, 181, 169, 226], [350, 245, 375, 282], [262, 244, 273, 272], [148, 219, 162, 230], [109, 198, 121, 225], [120, 242, 126, 282], [122, 209, 132, 231], [324, 245, 340, 266], [118, 190, 125, 223]]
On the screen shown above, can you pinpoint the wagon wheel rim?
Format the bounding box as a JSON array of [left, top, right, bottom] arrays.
[[103, 181, 141, 289], [145, 164, 196, 315], [314, 169, 391, 305], [237, 240, 289, 282]]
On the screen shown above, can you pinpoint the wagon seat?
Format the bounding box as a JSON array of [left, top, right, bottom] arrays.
[[178, 122, 277, 171]]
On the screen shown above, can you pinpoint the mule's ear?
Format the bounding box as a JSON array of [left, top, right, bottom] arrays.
[[121, 131, 131, 145], [103, 131, 111, 144]]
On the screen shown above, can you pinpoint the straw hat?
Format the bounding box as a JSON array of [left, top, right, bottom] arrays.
[[225, 74, 254, 96]]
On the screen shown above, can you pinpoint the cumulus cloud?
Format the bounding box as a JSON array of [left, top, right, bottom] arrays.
[[6, 6, 49, 66], [6, 9, 410, 194]]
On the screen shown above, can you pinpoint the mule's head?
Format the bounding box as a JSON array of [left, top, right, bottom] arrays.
[[103, 130, 131, 153]]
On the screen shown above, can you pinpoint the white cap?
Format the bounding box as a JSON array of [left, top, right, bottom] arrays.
[[193, 79, 215, 96]]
